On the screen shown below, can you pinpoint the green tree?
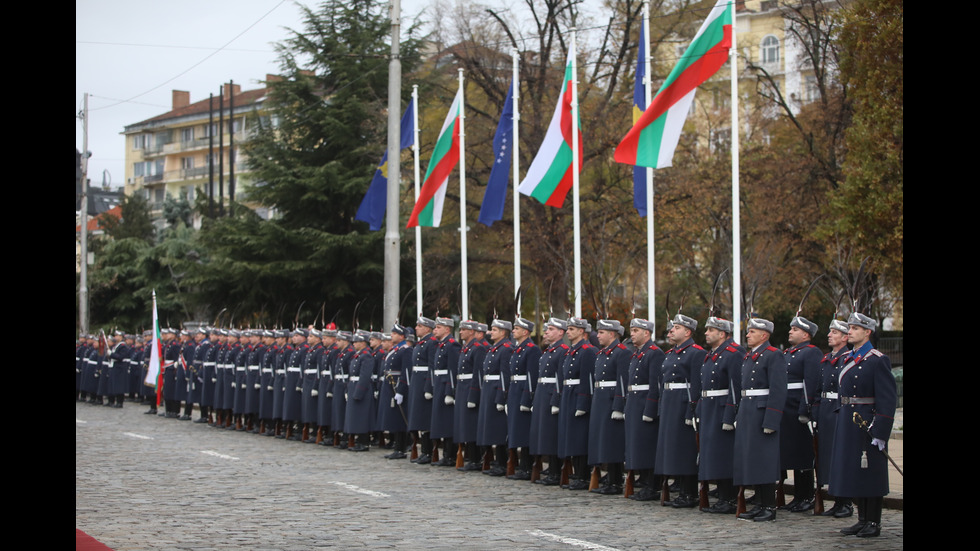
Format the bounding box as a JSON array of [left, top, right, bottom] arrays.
[[195, 0, 424, 326]]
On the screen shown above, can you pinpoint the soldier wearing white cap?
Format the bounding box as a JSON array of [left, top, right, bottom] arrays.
[[624, 318, 665, 501], [814, 319, 852, 518], [477, 319, 514, 476], [506, 317, 541, 479], [530, 318, 569, 485], [588, 319, 631, 495], [456, 321, 488, 470], [556, 318, 598, 490], [779, 316, 822, 513]]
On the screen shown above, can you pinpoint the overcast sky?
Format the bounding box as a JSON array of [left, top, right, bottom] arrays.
[[76, 0, 607, 192]]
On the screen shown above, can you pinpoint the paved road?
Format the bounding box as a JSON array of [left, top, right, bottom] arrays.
[[76, 402, 903, 550]]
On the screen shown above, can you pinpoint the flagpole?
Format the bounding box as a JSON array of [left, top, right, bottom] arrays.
[[730, 9, 742, 342], [458, 69, 469, 320], [570, 28, 582, 318], [643, 1, 655, 326], [412, 85, 423, 316], [512, 49, 521, 315]]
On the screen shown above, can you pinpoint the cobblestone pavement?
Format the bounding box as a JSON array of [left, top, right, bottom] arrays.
[[77, 402, 903, 550]]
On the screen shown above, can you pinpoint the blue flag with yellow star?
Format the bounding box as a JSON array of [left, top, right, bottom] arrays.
[[356, 99, 416, 231], [478, 82, 514, 227]]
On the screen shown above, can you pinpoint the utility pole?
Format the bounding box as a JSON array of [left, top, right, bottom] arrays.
[[383, 0, 402, 330], [79, 93, 90, 335]]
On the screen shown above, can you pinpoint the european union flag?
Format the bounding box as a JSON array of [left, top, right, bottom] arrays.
[[478, 82, 514, 227]]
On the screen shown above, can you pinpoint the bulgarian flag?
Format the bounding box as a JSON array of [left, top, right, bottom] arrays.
[[614, 0, 733, 168], [407, 88, 462, 228], [518, 48, 582, 208], [144, 290, 163, 399]]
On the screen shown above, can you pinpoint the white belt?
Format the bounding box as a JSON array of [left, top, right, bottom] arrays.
[[595, 380, 616, 388], [822, 391, 839, 399], [384, 371, 401, 376], [248, 365, 260, 370], [261, 368, 272, 374], [742, 389, 769, 396], [321, 370, 332, 377], [702, 389, 728, 397], [787, 382, 804, 390], [287, 367, 301, 373], [236, 367, 245, 372], [371, 375, 378, 380], [664, 382, 690, 390], [565, 378, 581, 385], [512, 375, 527, 381], [204, 362, 216, 367], [275, 369, 285, 375], [458, 373, 473, 380], [304, 369, 317, 374], [629, 384, 650, 392], [413, 366, 429, 372], [484, 375, 500, 381], [433, 369, 448, 376], [335, 374, 348, 380], [349, 376, 360, 382], [539, 377, 557, 384]]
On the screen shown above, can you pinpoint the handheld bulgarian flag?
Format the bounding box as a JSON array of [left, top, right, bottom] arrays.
[[144, 290, 162, 394], [407, 89, 463, 228], [518, 48, 582, 208], [614, 0, 733, 169]]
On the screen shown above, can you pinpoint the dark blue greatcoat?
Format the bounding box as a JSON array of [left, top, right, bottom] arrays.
[[733, 341, 787, 486], [213, 344, 228, 410], [232, 344, 249, 415], [199, 340, 215, 408], [829, 341, 896, 497], [245, 344, 265, 415], [272, 345, 289, 420], [655, 338, 706, 476], [555, 340, 597, 458], [781, 342, 821, 470], [814, 346, 847, 486], [282, 344, 307, 422], [406, 334, 438, 431], [624, 341, 665, 470], [378, 341, 412, 432], [476, 339, 513, 446], [223, 344, 242, 411], [316, 344, 339, 427], [163, 341, 180, 402], [454, 338, 487, 443], [259, 344, 279, 420], [529, 342, 568, 456], [697, 339, 744, 481], [331, 345, 354, 432], [588, 340, 631, 465], [507, 337, 541, 449], [109, 342, 132, 396], [301, 343, 321, 424], [344, 347, 377, 434], [177, 341, 195, 403], [429, 335, 461, 439]]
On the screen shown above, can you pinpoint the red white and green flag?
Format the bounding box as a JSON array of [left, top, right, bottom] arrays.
[[144, 290, 162, 393], [518, 48, 582, 208], [407, 88, 463, 228], [614, 0, 733, 168]]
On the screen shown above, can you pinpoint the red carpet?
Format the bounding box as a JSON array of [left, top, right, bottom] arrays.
[[76, 529, 113, 551]]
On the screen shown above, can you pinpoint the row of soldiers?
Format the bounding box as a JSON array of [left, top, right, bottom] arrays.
[[75, 310, 895, 538]]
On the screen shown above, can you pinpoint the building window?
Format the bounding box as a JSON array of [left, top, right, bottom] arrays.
[[761, 35, 780, 66], [181, 127, 194, 142], [804, 76, 819, 103], [181, 157, 194, 170], [133, 134, 151, 150]]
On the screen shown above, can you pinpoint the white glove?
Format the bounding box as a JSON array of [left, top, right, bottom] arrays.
[[394, 393, 403, 405], [685, 418, 693, 426], [496, 404, 505, 412], [267, 385, 273, 391], [505, 405, 508, 415], [520, 405, 531, 412], [254, 383, 261, 390], [230, 382, 235, 389], [722, 423, 735, 431], [212, 378, 217, 383], [344, 393, 348, 401], [871, 437, 886, 451], [445, 395, 455, 405], [575, 409, 586, 417], [311, 389, 318, 397], [551, 406, 560, 415], [326, 392, 333, 398], [424, 392, 433, 400], [94, 373, 99, 378], [468, 401, 477, 409], [642, 415, 654, 422], [764, 428, 775, 434], [295, 386, 302, 392], [799, 415, 810, 424], [611, 411, 624, 421], [374, 391, 379, 399]]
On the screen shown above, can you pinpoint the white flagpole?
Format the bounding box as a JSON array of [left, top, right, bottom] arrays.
[[570, 28, 582, 318], [512, 50, 521, 316], [412, 85, 423, 316], [643, 1, 655, 326], [730, 10, 742, 342], [458, 70, 469, 320]]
